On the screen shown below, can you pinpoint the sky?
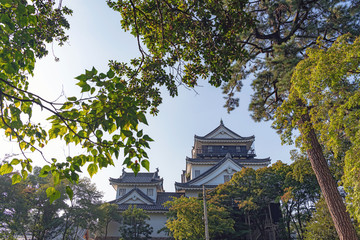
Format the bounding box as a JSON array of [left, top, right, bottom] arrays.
[[0, 0, 294, 201]]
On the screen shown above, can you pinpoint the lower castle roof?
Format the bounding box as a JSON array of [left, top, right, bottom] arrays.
[[113, 192, 184, 212], [186, 157, 270, 165]]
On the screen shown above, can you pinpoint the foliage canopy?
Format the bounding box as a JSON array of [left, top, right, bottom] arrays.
[[0, 0, 157, 201]]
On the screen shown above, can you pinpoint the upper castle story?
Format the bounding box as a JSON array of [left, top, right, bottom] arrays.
[[192, 119, 256, 159], [177, 121, 271, 194]]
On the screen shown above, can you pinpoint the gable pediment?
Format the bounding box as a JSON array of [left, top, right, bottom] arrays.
[[189, 157, 243, 186], [205, 126, 239, 139], [115, 189, 154, 205]]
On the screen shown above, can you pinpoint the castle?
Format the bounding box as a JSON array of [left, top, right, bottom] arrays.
[[106, 121, 271, 239]]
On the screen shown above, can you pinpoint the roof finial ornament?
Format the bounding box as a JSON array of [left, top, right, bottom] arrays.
[[122, 167, 125, 174], [220, 119, 224, 125], [156, 167, 159, 173]]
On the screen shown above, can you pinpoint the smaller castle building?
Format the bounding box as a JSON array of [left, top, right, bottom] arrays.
[[107, 169, 182, 239]]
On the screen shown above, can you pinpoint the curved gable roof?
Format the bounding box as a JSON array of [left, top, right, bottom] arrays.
[[194, 120, 254, 141], [176, 154, 245, 190], [109, 170, 163, 185]]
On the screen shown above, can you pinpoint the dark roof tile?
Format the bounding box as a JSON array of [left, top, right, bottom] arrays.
[[109, 171, 163, 184], [115, 192, 184, 211], [186, 157, 271, 164], [195, 121, 254, 140]]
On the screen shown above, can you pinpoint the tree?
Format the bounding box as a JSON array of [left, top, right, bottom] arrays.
[[0, 0, 155, 201], [95, 203, 122, 239], [164, 196, 235, 240], [303, 197, 339, 240], [107, 1, 360, 239], [274, 34, 360, 232], [0, 167, 68, 239], [0, 167, 106, 240], [211, 166, 283, 240], [60, 178, 103, 240], [208, 160, 320, 240], [118, 205, 153, 240], [280, 152, 321, 239], [0, 172, 32, 239]]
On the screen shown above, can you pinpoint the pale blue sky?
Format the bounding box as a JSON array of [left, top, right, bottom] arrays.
[[0, 0, 294, 201]]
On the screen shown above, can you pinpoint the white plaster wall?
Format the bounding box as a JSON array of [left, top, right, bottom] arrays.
[[106, 220, 122, 237], [105, 213, 169, 238], [205, 170, 234, 185], [192, 159, 242, 186], [115, 186, 135, 199], [148, 213, 169, 237], [122, 198, 148, 204], [191, 165, 213, 179], [115, 185, 157, 201], [136, 186, 157, 202]]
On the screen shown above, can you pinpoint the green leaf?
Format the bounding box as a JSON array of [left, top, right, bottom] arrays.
[[46, 187, 56, 197], [143, 135, 153, 142], [46, 187, 61, 203], [11, 174, 21, 184], [123, 157, 131, 165], [66, 186, 74, 200], [0, 163, 13, 175], [131, 162, 140, 175], [141, 159, 150, 171], [137, 130, 143, 137], [91, 149, 98, 156], [107, 69, 115, 78], [21, 169, 28, 180], [122, 130, 132, 137], [87, 163, 98, 178], [19, 141, 27, 150], [76, 81, 91, 92], [39, 165, 51, 177], [75, 74, 87, 81], [96, 130, 103, 138], [68, 96, 77, 101], [137, 112, 148, 125], [53, 171, 60, 185], [10, 159, 20, 165], [26, 164, 32, 172]]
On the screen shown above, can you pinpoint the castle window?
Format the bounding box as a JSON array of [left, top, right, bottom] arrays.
[[195, 170, 200, 178], [118, 188, 126, 197], [224, 175, 231, 182], [208, 146, 213, 152], [147, 188, 154, 196], [236, 146, 246, 153]]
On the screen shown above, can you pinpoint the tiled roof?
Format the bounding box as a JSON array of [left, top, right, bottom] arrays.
[[194, 121, 254, 141], [176, 154, 270, 190], [178, 155, 243, 187], [186, 156, 271, 164], [174, 183, 218, 189], [109, 171, 163, 184], [156, 192, 184, 205], [116, 192, 184, 211]]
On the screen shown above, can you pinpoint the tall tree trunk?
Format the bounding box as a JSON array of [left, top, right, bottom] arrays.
[[299, 113, 358, 240]]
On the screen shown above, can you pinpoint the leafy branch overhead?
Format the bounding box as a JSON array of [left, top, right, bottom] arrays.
[[106, 0, 360, 239], [0, 0, 155, 202]]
